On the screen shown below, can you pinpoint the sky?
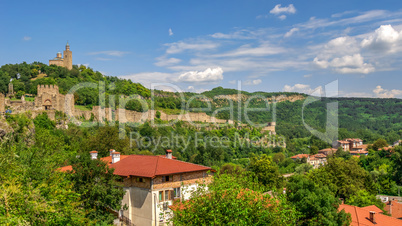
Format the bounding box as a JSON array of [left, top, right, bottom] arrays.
[[1, 0, 402, 98]]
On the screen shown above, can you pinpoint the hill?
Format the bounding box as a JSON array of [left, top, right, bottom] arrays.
[[0, 62, 401, 143]]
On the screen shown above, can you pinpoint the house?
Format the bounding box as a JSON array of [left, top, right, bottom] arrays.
[[339, 204, 402, 225], [318, 148, 337, 156], [290, 153, 327, 169], [393, 140, 401, 147], [59, 149, 214, 226], [335, 138, 364, 151], [384, 200, 402, 220]]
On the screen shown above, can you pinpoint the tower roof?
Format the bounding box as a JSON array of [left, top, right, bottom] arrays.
[[66, 41, 69, 46]]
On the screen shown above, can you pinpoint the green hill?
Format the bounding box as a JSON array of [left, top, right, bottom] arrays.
[[1, 62, 401, 143]]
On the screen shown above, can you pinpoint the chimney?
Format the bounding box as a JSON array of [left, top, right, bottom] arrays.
[[166, 149, 172, 159], [369, 211, 376, 223], [112, 152, 120, 164], [90, 151, 98, 160], [109, 149, 115, 156]]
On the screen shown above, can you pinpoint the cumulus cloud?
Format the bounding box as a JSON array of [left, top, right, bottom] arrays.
[[284, 28, 299, 38], [283, 83, 321, 95], [270, 4, 296, 15], [361, 25, 402, 53], [177, 67, 223, 83], [23, 36, 31, 41], [169, 28, 174, 36], [373, 85, 402, 98], [244, 79, 262, 85], [165, 41, 219, 54], [313, 54, 374, 74], [88, 51, 130, 57]]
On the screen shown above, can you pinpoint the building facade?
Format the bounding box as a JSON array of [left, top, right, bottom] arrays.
[[49, 42, 72, 70], [59, 150, 214, 226]]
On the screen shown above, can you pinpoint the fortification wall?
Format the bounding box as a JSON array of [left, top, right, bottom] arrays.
[[0, 94, 5, 112]]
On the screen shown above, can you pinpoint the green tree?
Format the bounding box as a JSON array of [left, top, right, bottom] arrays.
[[287, 175, 351, 226], [169, 173, 298, 225], [309, 158, 376, 200], [345, 190, 385, 210], [68, 154, 125, 224], [248, 154, 284, 190], [373, 138, 388, 151]]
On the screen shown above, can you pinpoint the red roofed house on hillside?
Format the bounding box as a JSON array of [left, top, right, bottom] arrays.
[[290, 154, 327, 169], [59, 149, 214, 226], [384, 200, 402, 220], [339, 204, 402, 225]]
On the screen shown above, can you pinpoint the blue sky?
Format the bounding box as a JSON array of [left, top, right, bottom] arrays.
[[1, 0, 402, 98]]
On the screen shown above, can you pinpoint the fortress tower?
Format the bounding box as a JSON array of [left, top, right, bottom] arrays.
[[49, 42, 72, 70]]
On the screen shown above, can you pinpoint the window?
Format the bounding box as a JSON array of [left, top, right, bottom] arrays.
[[136, 177, 144, 182], [180, 174, 183, 181], [162, 175, 172, 183], [159, 191, 163, 202], [165, 190, 170, 200], [173, 187, 181, 198]]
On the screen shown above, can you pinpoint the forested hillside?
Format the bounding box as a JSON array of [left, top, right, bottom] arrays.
[[1, 62, 401, 143]]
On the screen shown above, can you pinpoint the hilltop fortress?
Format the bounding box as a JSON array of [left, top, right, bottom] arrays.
[[0, 84, 276, 134], [0, 43, 276, 134], [49, 42, 72, 70]]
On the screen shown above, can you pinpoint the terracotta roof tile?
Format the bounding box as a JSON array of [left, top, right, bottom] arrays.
[[384, 200, 402, 219], [339, 204, 402, 225], [110, 155, 212, 178]]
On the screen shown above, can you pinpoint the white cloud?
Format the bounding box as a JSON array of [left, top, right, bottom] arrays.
[[279, 15, 287, 20], [88, 51, 130, 57], [284, 28, 299, 38], [283, 83, 322, 95], [23, 36, 31, 41], [210, 30, 256, 39], [187, 86, 209, 93], [169, 28, 174, 36], [313, 54, 375, 74], [270, 4, 296, 15], [304, 74, 312, 78], [165, 41, 219, 54], [154, 56, 181, 67], [213, 42, 285, 57], [373, 85, 402, 98], [244, 79, 262, 85], [361, 25, 402, 53], [177, 67, 223, 83], [119, 72, 175, 88]]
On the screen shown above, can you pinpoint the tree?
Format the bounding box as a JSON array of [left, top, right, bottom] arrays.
[[169, 173, 298, 225], [393, 145, 402, 185], [287, 175, 351, 226], [155, 110, 161, 119], [69, 154, 125, 224], [272, 152, 285, 164], [295, 163, 313, 174], [345, 190, 385, 210], [373, 138, 388, 151], [309, 158, 376, 200], [248, 154, 284, 190]]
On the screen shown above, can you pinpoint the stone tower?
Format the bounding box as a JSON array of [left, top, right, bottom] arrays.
[[63, 41, 72, 70], [49, 42, 72, 70]]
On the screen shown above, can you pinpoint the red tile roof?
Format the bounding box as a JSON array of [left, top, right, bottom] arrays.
[[110, 155, 212, 178], [290, 154, 309, 159], [361, 205, 384, 214], [384, 200, 402, 219], [57, 154, 210, 178], [339, 204, 402, 225]]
